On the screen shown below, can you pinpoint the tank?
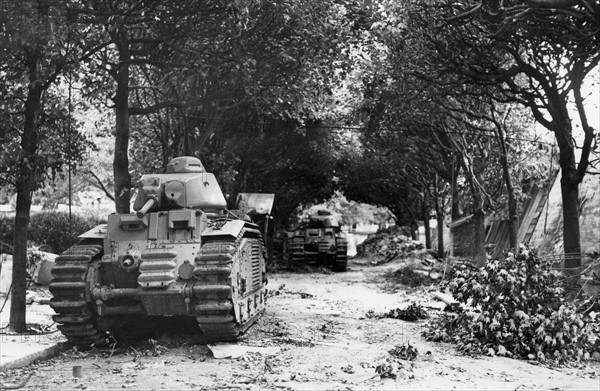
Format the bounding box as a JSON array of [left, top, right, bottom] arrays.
[[288, 210, 347, 271], [49, 156, 268, 346]]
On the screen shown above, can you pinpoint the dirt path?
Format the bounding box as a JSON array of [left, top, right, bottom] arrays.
[[7, 258, 600, 390]]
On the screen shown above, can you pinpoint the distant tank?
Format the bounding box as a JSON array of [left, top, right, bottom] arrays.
[[49, 156, 268, 346], [288, 210, 347, 271]]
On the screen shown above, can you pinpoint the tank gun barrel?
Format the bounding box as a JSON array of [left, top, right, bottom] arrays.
[[136, 197, 157, 218]]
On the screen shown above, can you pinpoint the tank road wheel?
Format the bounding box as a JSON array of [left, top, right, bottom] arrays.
[[288, 237, 305, 265], [194, 228, 267, 341], [332, 237, 348, 272], [49, 244, 108, 346]]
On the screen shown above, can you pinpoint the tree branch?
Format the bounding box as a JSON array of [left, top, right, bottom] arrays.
[[84, 170, 115, 201]]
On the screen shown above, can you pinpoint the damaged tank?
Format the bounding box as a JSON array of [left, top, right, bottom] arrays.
[[289, 210, 347, 271], [49, 156, 268, 346]]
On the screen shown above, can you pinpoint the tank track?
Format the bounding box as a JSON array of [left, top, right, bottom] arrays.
[[289, 237, 305, 264], [333, 237, 348, 272], [194, 228, 266, 341], [49, 244, 107, 346]]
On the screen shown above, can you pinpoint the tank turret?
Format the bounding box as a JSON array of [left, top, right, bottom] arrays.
[[50, 156, 267, 346], [133, 156, 227, 217], [308, 210, 340, 229]]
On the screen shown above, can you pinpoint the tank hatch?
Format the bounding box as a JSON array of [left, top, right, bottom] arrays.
[[167, 156, 206, 173]]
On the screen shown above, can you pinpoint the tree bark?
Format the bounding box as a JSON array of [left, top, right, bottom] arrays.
[[9, 61, 43, 333], [434, 195, 444, 258], [410, 220, 418, 241], [472, 207, 487, 266], [458, 150, 487, 265], [559, 160, 581, 293], [422, 202, 431, 249], [496, 122, 518, 250], [460, 154, 487, 265], [113, 50, 132, 214], [451, 163, 461, 220], [553, 115, 582, 293]]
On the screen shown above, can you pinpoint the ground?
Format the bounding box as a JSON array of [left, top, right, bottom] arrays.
[[2, 256, 599, 391]]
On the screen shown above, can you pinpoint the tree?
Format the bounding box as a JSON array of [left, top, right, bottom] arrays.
[[119, 0, 373, 222], [73, 0, 209, 213], [407, 0, 599, 288], [342, 0, 557, 262], [0, 1, 92, 332], [76, 0, 360, 213]]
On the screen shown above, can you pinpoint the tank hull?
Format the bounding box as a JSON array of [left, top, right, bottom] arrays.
[[289, 227, 348, 272], [50, 212, 268, 346]]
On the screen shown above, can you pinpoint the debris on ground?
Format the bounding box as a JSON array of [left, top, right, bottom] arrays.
[[0, 372, 33, 389], [267, 284, 286, 297], [25, 290, 37, 304], [208, 343, 281, 359], [431, 291, 463, 312], [356, 226, 425, 264], [130, 339, 168, 358], [383, 250, 455, 288], [365, 303, 429, 321], [389, 342, 418, 361], [341, 364, 355, 374], [388, 265, 436, 287], [382, 303, 429, 321], [294, 291, 314, 299], [266, 284, 313, 299], [374, 360, 398, 379]]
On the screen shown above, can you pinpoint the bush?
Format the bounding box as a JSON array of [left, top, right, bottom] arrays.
[[0, 212, 99, 254], [29, 212, 99, 254], [423, 246, 600, 363], [0, 240, 13, 254], [0, 215, 14, 244]]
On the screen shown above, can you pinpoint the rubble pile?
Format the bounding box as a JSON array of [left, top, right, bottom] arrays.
[[356, 226, 425, 263]]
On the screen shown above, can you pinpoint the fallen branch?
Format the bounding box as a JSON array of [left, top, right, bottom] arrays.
[[431, 292, 457, 306], [0, 373, 33, 389]]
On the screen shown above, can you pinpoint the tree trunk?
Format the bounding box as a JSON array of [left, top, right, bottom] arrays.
[[560, 171, 581, 293], [460, 153, 487, 265], [410, 220, 418, 241], [503, 171, 519, 252], [9, 67, 43, 333], [113, 54, 132, 214], [451, 162, 461, 220], [434, 196, 444, 258], [422, 202, 431, 249], [554, 118, 582, 294], [472, 207, 487, 266], [497, 124, 518, 250], [10, 187, 34, 333]]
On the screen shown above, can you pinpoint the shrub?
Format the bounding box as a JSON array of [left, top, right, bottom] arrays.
[[0, 215, 14, 243], [0, 212, 99, 254], [423, 246, 600, 363], [29, 211, 99, 254], [0, 240, 13, 254]]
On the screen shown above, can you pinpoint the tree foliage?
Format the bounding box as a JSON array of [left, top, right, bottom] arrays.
[[114, 0, 373, 218], [3, 0, 595, 265], [404, 0, 599, 282], [0, 0, 95, 332]]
